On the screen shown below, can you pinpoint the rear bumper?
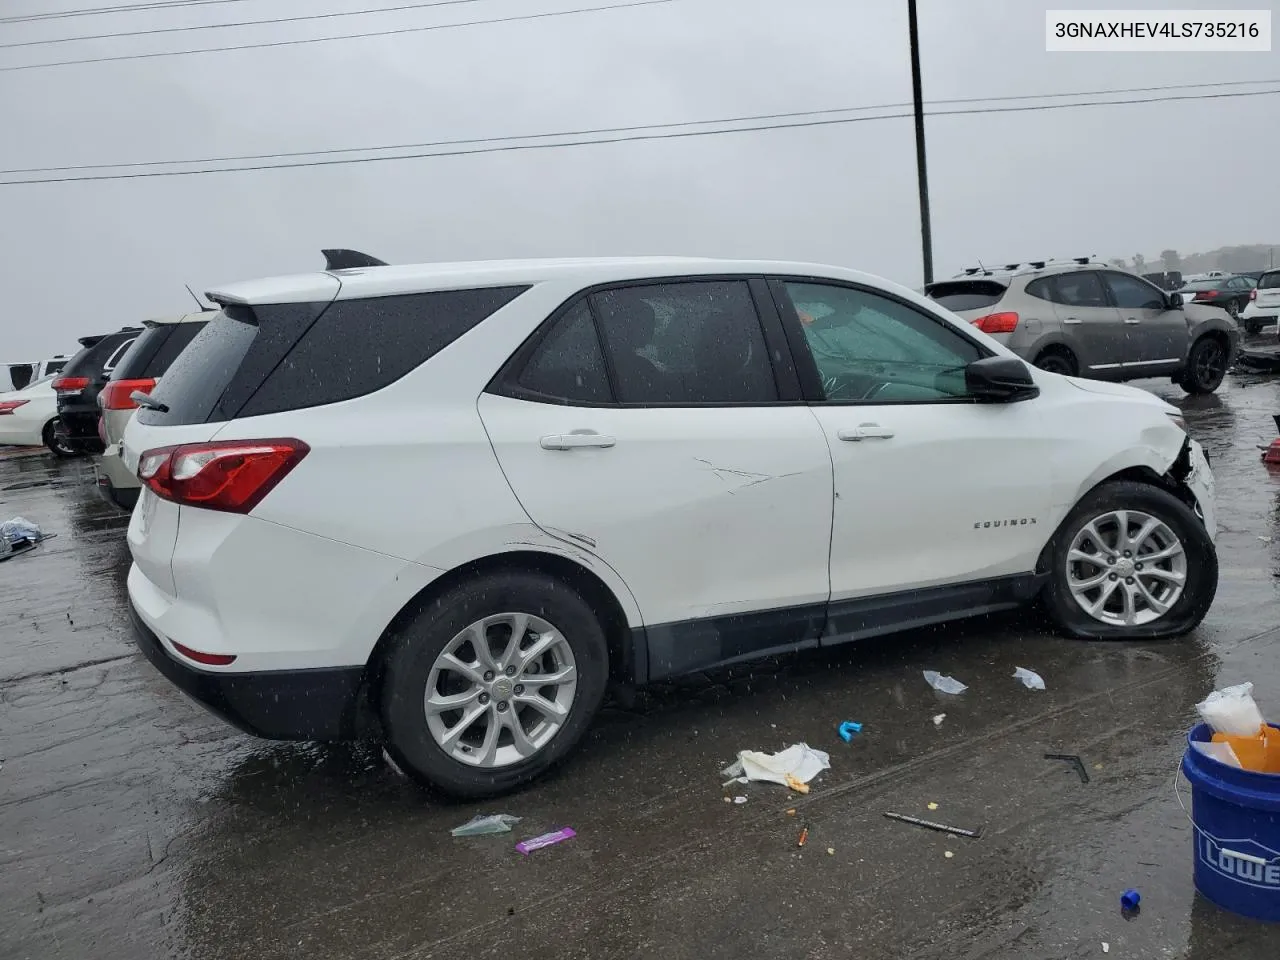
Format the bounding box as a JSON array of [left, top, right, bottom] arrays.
[[95, 444, 139, 511], [130, 601, 367, 741], [55, 411, 104, 452]]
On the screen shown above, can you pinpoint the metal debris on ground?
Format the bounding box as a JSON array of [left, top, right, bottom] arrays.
[[451, 814, 521, 837], [721, 743, 830, 788], [838, 721, 863, 742], [883, 811, 983, 839], [515, 828, 576, 854], [1013, 667, 1046, 690], [1044, 753, 1090, 783], [923, 671, 967, 695]]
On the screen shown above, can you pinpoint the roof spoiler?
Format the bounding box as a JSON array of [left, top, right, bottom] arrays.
[[77, 334, 107, 347], [322, 248, 387, 270]]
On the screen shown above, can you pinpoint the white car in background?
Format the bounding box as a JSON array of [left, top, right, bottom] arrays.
[[1241, 268, 1280, 332], [0, 377, 74, 454], [123, 252, 1220, 798]]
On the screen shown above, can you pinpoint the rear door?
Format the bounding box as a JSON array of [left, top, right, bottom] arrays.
[[1099, 270, 1186, 374], [1034, 271, 1126, 374], [479, 278, 835, 679]]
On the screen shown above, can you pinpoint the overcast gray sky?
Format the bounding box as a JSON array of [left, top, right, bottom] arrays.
[[1, 0, 1276, 359]]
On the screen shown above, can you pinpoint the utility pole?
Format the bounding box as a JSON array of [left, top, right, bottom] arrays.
[[907, 0, 933, 285]]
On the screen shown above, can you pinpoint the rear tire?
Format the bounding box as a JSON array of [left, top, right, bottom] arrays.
[[1178, 336, 1228, 394], [42, 419, 79, 458], [1033, 347, 1078, 377], [380, 571, 609, 799], [1041, 481, 1217, 640]]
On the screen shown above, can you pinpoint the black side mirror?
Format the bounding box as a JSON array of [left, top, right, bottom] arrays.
[[965, 356, 1041, 403], [1168, 292, 1184, 308]]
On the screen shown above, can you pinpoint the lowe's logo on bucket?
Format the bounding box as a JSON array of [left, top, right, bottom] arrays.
[[1199, 835, 1280, 888]]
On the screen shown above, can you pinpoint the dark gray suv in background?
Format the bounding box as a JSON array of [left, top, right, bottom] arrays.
[[927, 259, 1239, 394]]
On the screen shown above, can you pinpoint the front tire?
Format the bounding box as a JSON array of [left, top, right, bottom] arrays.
[[1041, 480, 1217, 640], [1178, 336, 1228, 394], [380, 571, 609, 798], [1033, 347, 1078, 377], [42, 419, 79, 458]]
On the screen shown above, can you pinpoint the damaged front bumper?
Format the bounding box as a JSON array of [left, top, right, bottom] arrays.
[[1177, 437, 1217, 542]]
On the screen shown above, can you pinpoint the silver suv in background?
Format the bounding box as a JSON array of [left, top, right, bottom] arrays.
[[926, 259, 1239, 394]]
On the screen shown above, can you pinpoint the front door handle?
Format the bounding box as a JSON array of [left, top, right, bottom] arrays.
[[1124, 318, 1141, 325], [540, 432, 616, 451], [837, 423, 895, 442], [1062, 316, 1082, 325]]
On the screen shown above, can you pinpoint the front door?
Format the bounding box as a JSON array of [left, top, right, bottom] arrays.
[[769, 279, 1055, 639], [1100, 270, 1187, 374], [478, 280, 835, 680]]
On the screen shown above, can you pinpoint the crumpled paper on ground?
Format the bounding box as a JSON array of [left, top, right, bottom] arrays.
[[923, 670, 967, 695], [1013, 667, 1046, 691], [721, 743, 830, 788]]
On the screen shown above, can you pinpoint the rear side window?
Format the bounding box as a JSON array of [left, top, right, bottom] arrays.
[[149, 321, 207, 375], [140, 287, 527, 425], [926, 280, 1007, 311], [1029, 272, 1109, 308], [515, 300, 613, 404], [1260, 271, 1280, 290], [238, 287, 527, 417], [59, 331, 140, 379], [589, 280, 778, 404]]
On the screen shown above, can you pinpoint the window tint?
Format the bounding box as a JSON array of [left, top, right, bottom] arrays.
[[110, 327, 166, 381], [1103, 272, 1165, 310], [150, 320, 207, 375], [590, 281, 777, 404], [1024, 277, 1057, 303], [239, 287, 527, 417], [102, 337, 137, 374], [138, 308, 265, 425], [1260, 271, 1280, 290], [516, 300, 612, 403], [1050, 272, 1109, 307], [926, 280, 1006, 311], [780, 282, 982, 402], [45, 360, 66, 376]]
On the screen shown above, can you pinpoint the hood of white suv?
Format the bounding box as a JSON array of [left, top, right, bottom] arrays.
[[1063, 376, 1179, 414]]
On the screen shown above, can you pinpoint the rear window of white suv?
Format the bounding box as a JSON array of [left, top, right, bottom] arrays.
[[1259, 271, 1280, 290], [137, 287, 528, 425]]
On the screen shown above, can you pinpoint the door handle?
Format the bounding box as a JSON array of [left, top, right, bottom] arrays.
[[837, 424, 895, 442], [1124, 318, 1141, 325], [539, 433, 616, 451], [1062, 316, 1082, 325]]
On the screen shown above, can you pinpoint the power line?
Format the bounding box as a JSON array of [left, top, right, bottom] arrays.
[[3, 78, 1276, 177], [0, 0, 258, 25], [0, 0, 493, 49], [4, 86, 1276, 186], [0, 0, 675, 70]]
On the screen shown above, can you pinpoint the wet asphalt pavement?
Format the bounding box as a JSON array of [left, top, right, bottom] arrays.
[[3, 368, 1280, 960]]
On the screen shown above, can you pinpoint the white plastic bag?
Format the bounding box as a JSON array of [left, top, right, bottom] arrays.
[[1191, 740, 1243, 768], [720, 743, 831, 787], [451, 814, 521, 837], [1196, 682, 1265, 738], [923, 671, 967, 695], [1013, 667, 1046, 691]]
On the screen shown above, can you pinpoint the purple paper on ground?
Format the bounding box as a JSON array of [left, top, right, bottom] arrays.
[[516, 827, 576, 854]]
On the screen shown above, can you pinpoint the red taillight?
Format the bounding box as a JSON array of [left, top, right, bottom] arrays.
[[137, 438, 309, 514], [0, 399, 29, 415], [170, 640, 237, 667], [52, 376, 89, 394], [970, 311, 1020, 334], [100, 377, 156, 411], [1197, 290, 1217, 299]]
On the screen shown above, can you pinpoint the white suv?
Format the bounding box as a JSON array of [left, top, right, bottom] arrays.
[[123, 253, 1219, 797]]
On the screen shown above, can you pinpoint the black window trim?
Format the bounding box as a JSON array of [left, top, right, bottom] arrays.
[[766, 274, 997, 407], [487, 274, 805, 409]]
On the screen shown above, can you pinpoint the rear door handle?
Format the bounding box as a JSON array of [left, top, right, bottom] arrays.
[[539, 433, 616, 451], [1124, 318, 1141, 325], [1063, 316, 1082, 324], [837, 424, 895, 442]]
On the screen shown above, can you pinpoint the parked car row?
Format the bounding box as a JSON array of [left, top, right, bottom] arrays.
[[925, 258, 1240, 392]]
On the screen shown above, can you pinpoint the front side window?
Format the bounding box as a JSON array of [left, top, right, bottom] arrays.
[[1103, 272, 1165, 310], [589, 280, 778, 404], [778, 281, 982, 402]]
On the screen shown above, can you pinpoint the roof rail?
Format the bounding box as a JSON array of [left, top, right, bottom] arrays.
[[322, 248, 388, 270]]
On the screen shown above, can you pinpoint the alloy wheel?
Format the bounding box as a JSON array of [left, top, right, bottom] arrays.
[[424, 612, 578, 768], [1066, 510, 1187, 626], [1193, 341, 1226, 387]]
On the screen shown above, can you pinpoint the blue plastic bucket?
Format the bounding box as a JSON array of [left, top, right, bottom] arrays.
[[1181, 723, 1280, 922]]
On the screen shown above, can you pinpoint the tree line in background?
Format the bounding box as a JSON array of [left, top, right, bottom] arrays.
[[1110, 244, 1279, 276]]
